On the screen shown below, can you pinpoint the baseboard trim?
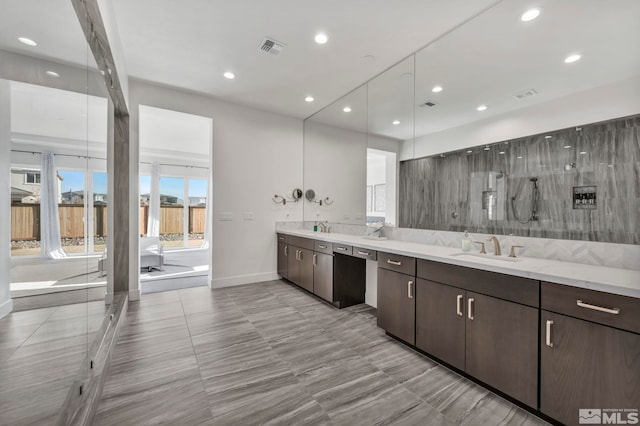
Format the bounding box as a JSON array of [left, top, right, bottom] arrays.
[[211, 272, 280, 288], [128, 288, 141, 302], [0, 298, 13, 319]]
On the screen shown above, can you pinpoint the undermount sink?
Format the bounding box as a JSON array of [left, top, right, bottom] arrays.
[[450, 252, 520, 262]]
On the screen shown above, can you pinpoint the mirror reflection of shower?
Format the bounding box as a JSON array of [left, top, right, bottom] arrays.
[[511, 176, 540, 224]]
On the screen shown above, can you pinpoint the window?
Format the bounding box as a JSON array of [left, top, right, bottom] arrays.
[[188, 179, 207, 247], [374, 184, 386, 212], [24, 172, 40, 184]]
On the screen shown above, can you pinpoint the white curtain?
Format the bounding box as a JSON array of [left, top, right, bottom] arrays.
[[147, 161, 160, 237], [40, 152, 66, 259]]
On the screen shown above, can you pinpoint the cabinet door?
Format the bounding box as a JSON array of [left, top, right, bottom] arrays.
[[465, 292, 538, 408], [313, 252, 333, 302], [298, 248, 314, 293], [287, 247, 300, 285], [540, 311, 640, 425], [277, 243, 288, 279], [415, 279, 465, 371], [377, 268, 415, 345]]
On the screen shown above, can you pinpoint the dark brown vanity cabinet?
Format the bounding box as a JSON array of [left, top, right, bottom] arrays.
[[312, 251, 333, 302], [277, 234, 288, 279], [377, 252, 416, 345], [540, 283, 640, 425], [415, 279, 466, 371], [285, 236, 314, 293], [415, 260, 539, 409]]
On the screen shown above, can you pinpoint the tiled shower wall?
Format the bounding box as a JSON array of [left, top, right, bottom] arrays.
[[399, 114, 640, 244]]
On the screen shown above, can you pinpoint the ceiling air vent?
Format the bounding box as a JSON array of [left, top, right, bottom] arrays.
[[260, 37, 286, 56], [514, 89, 538, 100], [419, 101, 437, 108]]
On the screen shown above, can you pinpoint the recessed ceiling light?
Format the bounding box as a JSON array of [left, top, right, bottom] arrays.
[[45, 70, 60, 78], [499, 151, 505, 155], [544, 135, 552, 139], [564, 145, 572, 149], [521, 8, 541, 22], [304, 96, 315, 103], [342, 106, 352, 113], [579, 151, 587, 155], [483, 146, 490, 151], [314, 33, 328, 44], [432, 85, 443, 93], [18, 37, 37, 46], [564, 53, 582, 64], [517, 156, 523, 159], [223, 71, 235, 79], [477, 105, 488, 111], [392, 120, 400, 125], [466, 150, 473, 154]]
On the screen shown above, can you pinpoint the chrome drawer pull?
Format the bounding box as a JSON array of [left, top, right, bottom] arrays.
[[407, 281, 413, 299], [313, 254, 317, 267], [357, 251, 370, 256], [467, 298, 474, 320], [387, 259, 402, 266], [456, 295, 463, 317], [336, 247, 348, 251], [546, 320, 554, 347], [576, 300, 620, 315], [318, 245, 327, 249]]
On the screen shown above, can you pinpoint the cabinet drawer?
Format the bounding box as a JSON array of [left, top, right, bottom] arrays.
[[333, 244, 353, 256], [314, 240, 333, 254], [378, 252, 416, 276], [541, 282, 640, 334], [417, 259, 538, 307], [352, 246, 377, 261], [289, 235, 314, 250], [277, 233, 288, 243]]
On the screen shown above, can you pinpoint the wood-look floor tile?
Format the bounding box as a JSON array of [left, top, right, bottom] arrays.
[[196, 338, 278, 380], [185, 308, 246, 336], [315, 370, 422, 426], [363, 338, 438, 384], [459, 392, 550, 426], [95, 367, 212, 426], [404, 365, 489, 423], [191, 320, 262, 356], [387, 401, 455, 426]]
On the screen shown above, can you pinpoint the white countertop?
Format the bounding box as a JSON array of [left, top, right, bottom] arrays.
[[278, 229, 640, 299]]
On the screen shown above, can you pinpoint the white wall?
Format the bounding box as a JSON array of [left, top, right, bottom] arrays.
[[128, 79, 303, 289], [403, 76, 640, 159], [0, 80, 13, 317], [304, 121, 367, 224]]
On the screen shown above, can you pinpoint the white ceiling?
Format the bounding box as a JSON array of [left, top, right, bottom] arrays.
[[110, 0, 499, 119], [139, 105, 212, 155]]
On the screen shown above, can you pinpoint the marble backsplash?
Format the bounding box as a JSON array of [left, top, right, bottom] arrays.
[[276, 221, 640, 271], [399, 114, 640, 244]]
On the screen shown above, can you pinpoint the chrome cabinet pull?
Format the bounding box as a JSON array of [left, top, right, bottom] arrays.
[[299, 250, 303, 261], [407, 281, 414, 299], [295, 249, 300, 261], [318, 245, 327, 249], [467, 298, 474, 320], [336, 246, 348, 251], [546, 319, 554, 347], [387, 259, 402, 266], [456, 295, 463, 317], [576, 300, 620, 315], [284, 246, 288, 256], [357, 251, 370, 256], [313, 254, 317, 267]]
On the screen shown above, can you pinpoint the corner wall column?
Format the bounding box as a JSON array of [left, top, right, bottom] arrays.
[[0, 80, 13, 318]]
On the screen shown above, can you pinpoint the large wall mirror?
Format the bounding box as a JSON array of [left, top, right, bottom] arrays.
[[303, 0, 639, 244]]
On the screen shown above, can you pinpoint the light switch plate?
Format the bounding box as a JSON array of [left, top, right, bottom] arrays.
[[219, 212, 233, 221]]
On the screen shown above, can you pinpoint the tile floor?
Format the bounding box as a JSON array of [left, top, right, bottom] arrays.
[[94, 280, 549, 426], [0, 300, 108, 425]]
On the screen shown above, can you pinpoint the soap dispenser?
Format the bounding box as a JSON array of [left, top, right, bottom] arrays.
[[461, 230, 472, 251]]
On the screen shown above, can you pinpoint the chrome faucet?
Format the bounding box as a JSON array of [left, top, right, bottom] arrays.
[[317, 221, 329, 233], [488, 236, 501, 256]]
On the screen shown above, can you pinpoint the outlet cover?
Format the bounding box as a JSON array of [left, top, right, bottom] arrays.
[[219, 212, 233, 221], [243, 212, 254, 221]]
